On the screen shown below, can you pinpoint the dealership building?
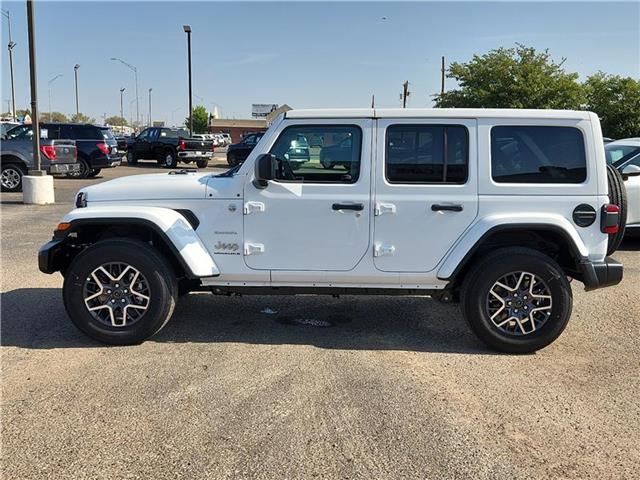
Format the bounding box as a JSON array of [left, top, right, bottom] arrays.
[[208, 104, 291, 143]]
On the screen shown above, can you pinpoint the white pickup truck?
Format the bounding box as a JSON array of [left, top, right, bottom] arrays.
[[39, 108, 629, 353]]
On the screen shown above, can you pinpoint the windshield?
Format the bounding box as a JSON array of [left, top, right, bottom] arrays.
[[605, 143, 640, 166]]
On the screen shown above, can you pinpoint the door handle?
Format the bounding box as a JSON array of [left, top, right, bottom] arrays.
[[332, 203, 364, 211], [431, 204, 463, 212]]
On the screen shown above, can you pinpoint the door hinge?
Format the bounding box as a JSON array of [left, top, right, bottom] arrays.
[[374, 203, 396, 216], [374, 243, 396, 257], [244, 243, 265, 256], [244, 201, 265, 215]]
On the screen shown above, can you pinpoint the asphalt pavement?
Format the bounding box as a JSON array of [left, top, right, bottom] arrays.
[[1, 162, 639, 479]]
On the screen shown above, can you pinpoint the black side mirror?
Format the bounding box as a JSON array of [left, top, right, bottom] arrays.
[[254, 153, 276, 189]]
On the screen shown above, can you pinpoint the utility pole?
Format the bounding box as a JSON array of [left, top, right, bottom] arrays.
[[120, 87, 125, 126], [441, 56, 446, 95], [73, 64, 80, 117], [2, 9, 17, 121], [48, 74, 62, 121], [402, 81, 410, 108], [183, 25, 193, 136], [371, 94, 375, 108], [148, 88, 152, 126]]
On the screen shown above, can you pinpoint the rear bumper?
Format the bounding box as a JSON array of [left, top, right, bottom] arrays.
[[578, 256, 623, 291], [49, 163, 80, 174], [178, 151, 213, 159], [91, 155, 121, 169]]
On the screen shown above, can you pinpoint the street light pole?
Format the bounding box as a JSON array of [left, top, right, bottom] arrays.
[[111, 57, 139, 126], [148, 88, 152, 126], [183, 25, 193, 136], [73, 64, 80, 117], [47, 74, 62, 121], [120, 87, 125, 126], [2, 9, 17, 121], [26, 0, 41, 172]]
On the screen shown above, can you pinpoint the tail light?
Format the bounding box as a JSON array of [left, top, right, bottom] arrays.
[[96, 142, 110, 155], [40, 145, 57, 160], [178, 139, 186, 151], [601, 204, 620, 234]]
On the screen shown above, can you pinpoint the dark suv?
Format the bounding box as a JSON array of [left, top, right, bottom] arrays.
[[226, 132, 264, 166], [40, 123, 120, 178]]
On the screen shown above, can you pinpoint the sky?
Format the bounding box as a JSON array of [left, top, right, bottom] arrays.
[[1, 0, 639, 125]]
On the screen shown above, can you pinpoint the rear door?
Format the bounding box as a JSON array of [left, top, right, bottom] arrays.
[[373, 118, 478, 272]]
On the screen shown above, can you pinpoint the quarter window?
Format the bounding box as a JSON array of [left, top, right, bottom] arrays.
[[269, 125, 362, 183], [491, 126, 586, 183], [386, 125, 468, 183]]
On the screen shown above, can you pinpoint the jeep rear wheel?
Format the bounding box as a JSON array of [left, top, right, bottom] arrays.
[[63, 238, 178, 345], [460, 247, 572, 353]]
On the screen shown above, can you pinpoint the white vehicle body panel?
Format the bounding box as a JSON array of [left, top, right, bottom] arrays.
[[64, 108, 612, 290]]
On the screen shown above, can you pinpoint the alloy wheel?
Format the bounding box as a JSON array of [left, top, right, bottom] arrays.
[[83, 262, 150, 327], [1, 167, 21, 190], [485, 271, 552, 336]]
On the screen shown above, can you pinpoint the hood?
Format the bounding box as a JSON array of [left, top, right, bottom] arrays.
[[82, 171, 212, 202]]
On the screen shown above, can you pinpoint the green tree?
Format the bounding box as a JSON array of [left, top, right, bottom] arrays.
[[105, 115, 128, 126], [70, 112, 96, 124], [185, 105, 208, 134], [41, 111, 69, 122], [434, 44, 585, 109], [584, 72, 640, 139]]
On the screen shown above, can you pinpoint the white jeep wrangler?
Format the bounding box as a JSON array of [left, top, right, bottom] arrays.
[[39, 109, 627, 353]]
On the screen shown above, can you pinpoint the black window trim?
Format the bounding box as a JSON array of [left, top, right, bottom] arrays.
[[489, 125, 588, 185], [269, 123, 364, 185], [384, 123, 470, 185]]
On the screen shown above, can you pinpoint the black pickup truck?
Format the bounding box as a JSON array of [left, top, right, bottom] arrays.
[[126, 127, 214, 168]]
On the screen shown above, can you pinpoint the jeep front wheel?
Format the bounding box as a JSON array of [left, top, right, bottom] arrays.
[[460, 247, 572, 353], [63, 238, 178, 345]]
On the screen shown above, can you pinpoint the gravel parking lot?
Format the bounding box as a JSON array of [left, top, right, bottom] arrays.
[[2, 163, 639, 479]]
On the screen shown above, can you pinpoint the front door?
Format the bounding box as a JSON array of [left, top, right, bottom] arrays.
[[134, 128, 153, 159], [373, 118, 478, 272], [243, 120, 372, 271]]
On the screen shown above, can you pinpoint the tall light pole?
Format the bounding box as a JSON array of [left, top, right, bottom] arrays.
[[26, 0, 41, 173], [129, 97, 137, 130], [148, 88, 152, 126], [170, 106, 182, 127], [2, 9, 17, 121], [47, 74, 62, 121], [73, 64, 80, 117], [120, 87, 125, 126], [183, 25, 193, 136], [111, 57, 139, 126]]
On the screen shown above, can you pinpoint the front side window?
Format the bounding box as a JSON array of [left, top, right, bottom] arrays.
[[269, 125, 362, 183], [386, 125, 468, 183], [491, 126, 586, 183], [137, 129, 150, 140]]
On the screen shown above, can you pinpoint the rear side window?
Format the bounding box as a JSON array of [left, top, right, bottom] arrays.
[[491, 126, 586, 183], [386, 125, 468, 183], [70, 125, 103, 140], [100, 128, 115, 141]]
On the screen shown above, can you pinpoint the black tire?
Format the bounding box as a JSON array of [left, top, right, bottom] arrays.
[[63, 238, 178, 345], [86, 168, 102, 178], [196, 158, 209, 169], [606, 164, 627, 255], [227, 152, 237, 167], [66, 157, 91, 179], [161, 150, 178, 169], [1, 163, 26, 192], [126, 150, 137, 165], [460, 247, 572, 354]]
